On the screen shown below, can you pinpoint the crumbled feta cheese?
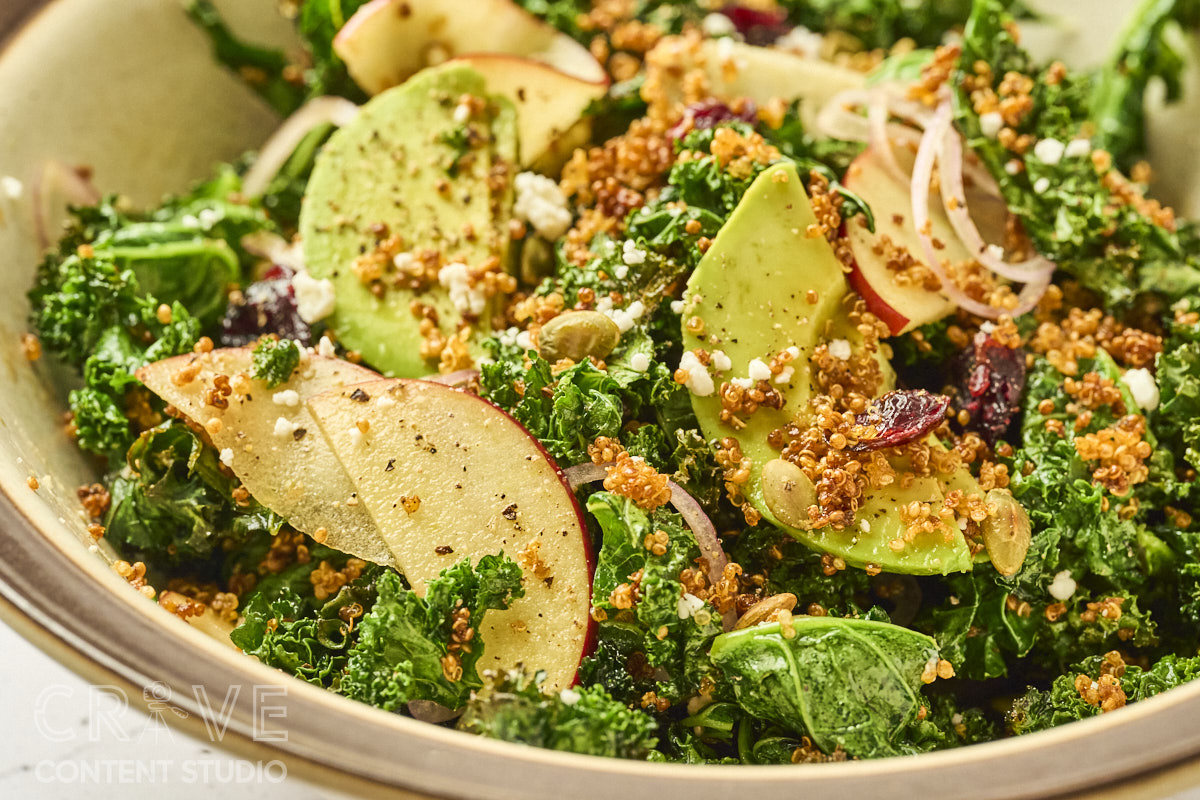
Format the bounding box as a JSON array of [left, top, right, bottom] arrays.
[[711, 350, 733, 372], [1121, 367, 1159, 411], [273, 417, 298, 438], [1, 176, 23, 199], [607, 308, 635, 333], [1004, 159, 1022, 176], [1048, 570, 1077, 601], [181, 214, 201, 229], [747, 358, 772, 382], [951, 713, 963, 726], [393, 251, 416, 271], [1033, 177, 1051, 194], [670, 300, 685, 314], [219, 448, 234, 468], [730, 377, 754, 389], [626, 300, 646, 320], [701, 12, 736, 37], [513, 172, 572, 240], [453, 102, 471, 125], [827, 338, 852, 360], [678, 350, 714, 396], [498, 327, 520, 347], [595, 295, 614, 314], [292, 270, 337, 324], [980, 320, 996, 334], [515, 329, 534, 351], [376, 395, 396, 409], [1065, 138, 1092, 159], [786, 345, 800, 359], [859, 518, 870, 534], [558, 688, 581, 706], [198, 208, 221, 228], [1033, 137, 1065, 166], [677, 593, 706, 620], [317, 335, 336, 358], [614, 264, 630, 280], [629, 352, 650, 373], [621, 239, 647, 266], [438, 261, 487, 316], [774, 365, 794, 384], [979, 112, 1003, 140], [716, 36, 735, 64], [985, 244, 1005, 262], [775, 25, 823, 59], [348, 426, 363, 446], [272, 389, 301, 407]]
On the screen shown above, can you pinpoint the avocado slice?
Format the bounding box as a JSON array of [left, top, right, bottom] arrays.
[[681, 162, 973, 575], [301, 63, 517, 377]]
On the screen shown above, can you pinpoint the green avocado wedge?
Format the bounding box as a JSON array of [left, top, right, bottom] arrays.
[[709, 617, 939, 758], [301, 64, 517, 377], [681, 162, 973, 575]]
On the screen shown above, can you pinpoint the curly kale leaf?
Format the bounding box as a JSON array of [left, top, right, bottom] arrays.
[[1011, 652, 1200, 735], [584, 491, 725, 705], [105, 422, 284, 564], [458, 668, 659, 759], [709, 617, 939, 758], [251, 337, 302, 388], [1154, 323, 1200, 473], [340, 556, 524, 711]]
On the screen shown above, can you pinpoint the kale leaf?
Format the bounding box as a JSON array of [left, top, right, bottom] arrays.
[[458, 668, 660, 759], [340, 556, 525, 711], [251, 336, 302, 388]]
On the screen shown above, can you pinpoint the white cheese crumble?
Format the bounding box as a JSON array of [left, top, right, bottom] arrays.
[[1033, 177, 1051, 194], [670, 299, 685, 314], [775, 26, 823, 59], [272, 389, 301, 407], [317, 335, 336, 359], [1121, 367, 1160, 411], [677, 593, 706, 620], [1004, 159, 1022, 176], [859, 518, 870, 534], [219, 448, 235, 468], [979, 112, 1003, 139], [985, 243, 1006, 262], [438, 261, 487, 316], [513, 172, 572, 240], [730, 377, 755, 389], [700, 12, 736, 37], [774, 365, 794, 384], [621, 239, 647, 266], [559, 688, 581, 706], [711, 350, 733, 372], [627, 300, 646, 320], [607, 307, 635, 334], [1, 176, 23, 199], [1064, 138, 1092, 159], [348, 426, 363, 447], [747, 358, 772, 382], [614, 264, 630, 280], [376, 395, 396, 409], [677, 351, 714, 396], [273, 416, 298, 438], [786, 345, 800, 359], [1033, 137, 1065, 166], [515, 329, 534, 351], [1048, 570, 1077, 601], [292, 271, 337, 324], [452, 102, 471, 125], [393, 251, 416, 271], [629, 352, 650, 373], [827, 338, 852, 360]]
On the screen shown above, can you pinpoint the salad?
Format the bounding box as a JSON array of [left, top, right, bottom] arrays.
[[23, 0, 1200, 764]]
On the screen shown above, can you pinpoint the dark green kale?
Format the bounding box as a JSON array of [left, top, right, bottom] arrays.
[[1010, 651, 1200, 734], [339, 555, 525, 710], [295, 0, 374, 101], [709, 616, 939, 758], [776, 0, 976, 49], [458, 668, 659, 759], [105, 422, 284, 565], [1154, 311, 1200, 473], [250, 336, 302, 387], [584, 491, 725, 705]]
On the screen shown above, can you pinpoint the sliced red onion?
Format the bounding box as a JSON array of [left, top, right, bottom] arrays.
[[937, 125, 1055, 284], [240, 230, 306, 272], [407, 700, 461, 724], [31, 160, 101, 250], [867, 90, 908, 185], [422, 369, 481, 388], [242, 96, 360, 198], [563, 461, 731, 628], [814, 88, 872, 142]]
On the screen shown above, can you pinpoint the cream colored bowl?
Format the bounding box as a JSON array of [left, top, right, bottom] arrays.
[[2, 1, 1200, 798]]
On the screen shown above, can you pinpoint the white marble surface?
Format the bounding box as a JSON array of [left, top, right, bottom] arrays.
[[0, 620, 342, 799]]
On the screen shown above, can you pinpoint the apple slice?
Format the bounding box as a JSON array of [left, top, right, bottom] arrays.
[[136, 348, 395, 567], [449, 54, 606, 169], [651, 38, 864, 128], [308, 378, 593, 690], [334, 0, 606, 96]]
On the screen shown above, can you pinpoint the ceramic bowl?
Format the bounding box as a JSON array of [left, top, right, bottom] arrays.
[[2, 2, 1199, 798]]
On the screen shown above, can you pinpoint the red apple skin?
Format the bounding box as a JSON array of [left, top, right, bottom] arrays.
[[844, 242, 911, 336]]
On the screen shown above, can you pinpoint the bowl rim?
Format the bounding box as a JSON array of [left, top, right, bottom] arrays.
[[4, 2, 1200, 798]]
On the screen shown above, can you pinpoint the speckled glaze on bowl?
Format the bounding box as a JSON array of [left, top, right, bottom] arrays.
[[2, 2, 1200, 798]]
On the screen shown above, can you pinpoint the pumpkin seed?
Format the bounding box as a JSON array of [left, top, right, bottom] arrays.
[[734, 592, 798, 630], [761, 458, 816, 530], [537, 310, 621, 363], [981, 488, 1031, 576]]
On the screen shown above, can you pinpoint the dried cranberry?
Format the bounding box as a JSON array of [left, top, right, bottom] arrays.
[[667, 99, 758, 141], [719, 6, 791, 46], [849, 390, 950, 451], [953, 331, 1027, 445], [220, 265, 312, 346]]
